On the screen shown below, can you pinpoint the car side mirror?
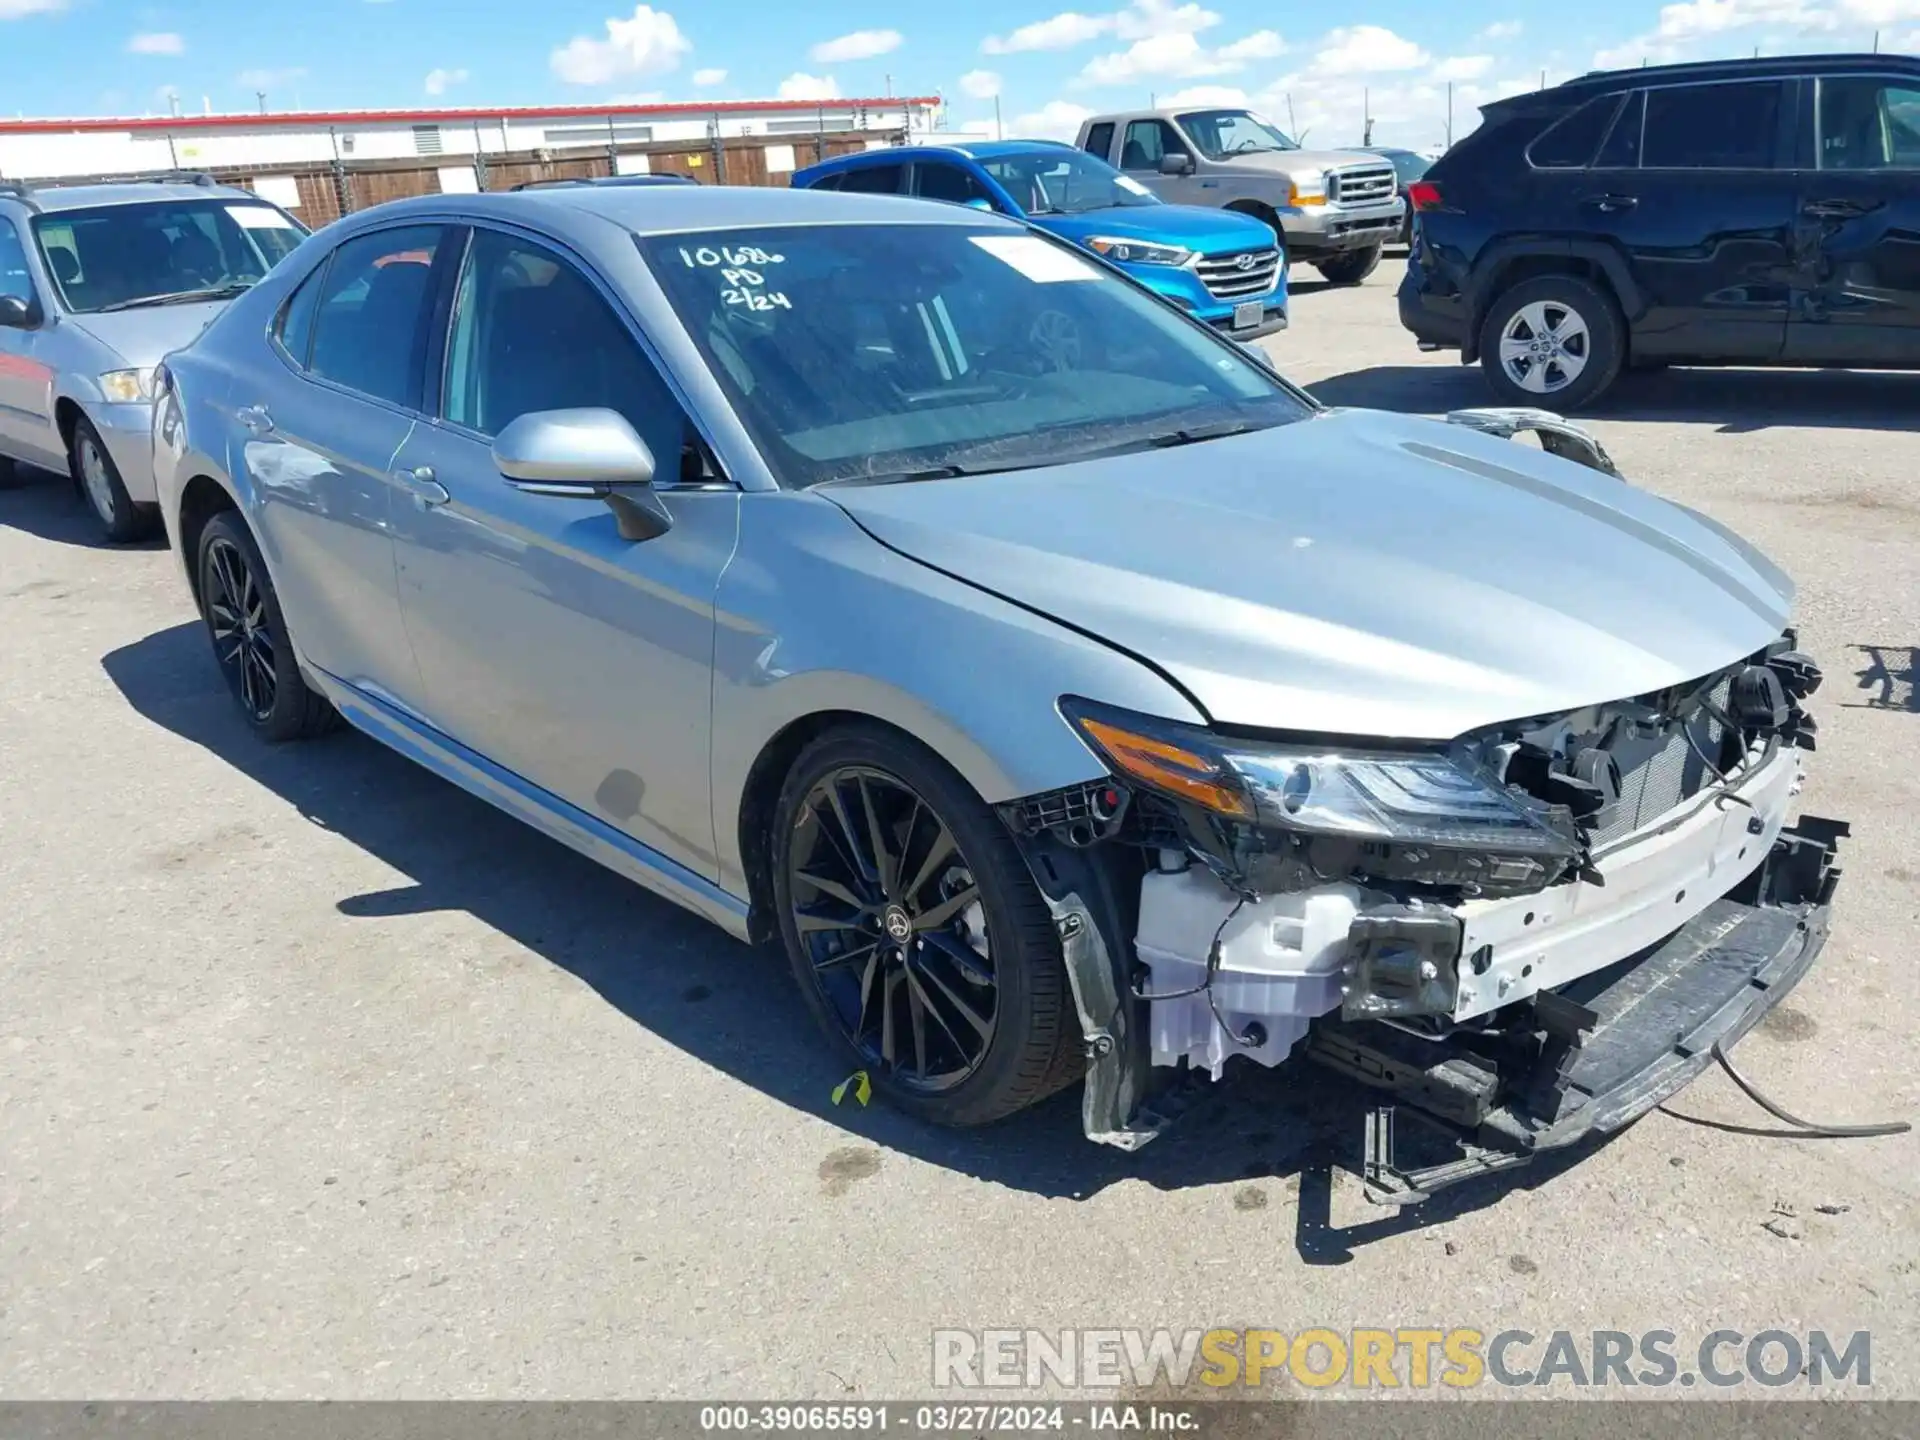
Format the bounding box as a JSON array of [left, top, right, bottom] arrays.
[[1159, 152, 1193, 176], [491, 407, 674, 542], [0, 294, 38, 329]]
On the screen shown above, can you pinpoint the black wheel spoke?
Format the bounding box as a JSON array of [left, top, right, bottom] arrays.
[[912, 884, 980, 933], [789, 763, 997, 1094]]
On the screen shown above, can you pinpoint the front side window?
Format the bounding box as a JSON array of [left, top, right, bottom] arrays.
[[1177, 110, 1300, 161], [29, 200, 305, 314], [973, 148, 1161, 214], [445, 229, 697, 479], [1119, 120, 1187, 171], [639, 224, 1310, 489], [836, 164, 907, 194], [1819, 77, 1920, 170], [306, 224, 445, 409], [1641, 81, 1782, 169]]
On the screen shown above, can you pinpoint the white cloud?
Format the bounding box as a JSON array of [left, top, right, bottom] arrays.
[[1480, 19, 1523, 39], [1314, 24, 1428, 74], [1082, 32, 1232, 82], [982, 11, 1113, 53], [1430, 54, 1494, 82], [1113, 0, 1218, 38], [1011, 98, 1095, 138], [810, 28, 902, 63], [1217, 29, 1285, 61], [127, 31, 184, 54], [959, 69, 1002, 99], [0, 0, 65, 17], [691, 66, 726, 85], [236, 66, 306, 91], [777, 71, 841, 100], [1590, 0, 1917, 69], [1251, 64, 1520, 150], [1076, 1, 1282, 83], [1161, 84, 1250, 107], [550, 5, 691, 86], [423, 66, 469, 95]]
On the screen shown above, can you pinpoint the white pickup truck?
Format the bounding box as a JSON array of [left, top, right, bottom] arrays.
[[1074, 106, 1406, 284]]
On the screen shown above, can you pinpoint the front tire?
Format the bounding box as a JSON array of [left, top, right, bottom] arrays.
[[1314, 244, 1382, 285], [68, 414, 157, 543], [195, 511, 336, 742], [1478, 274, 1625, 410], [771, 724, 1082, 1127]]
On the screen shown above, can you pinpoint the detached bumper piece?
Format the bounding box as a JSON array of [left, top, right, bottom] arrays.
[[1305, 818, 1847, 1205]]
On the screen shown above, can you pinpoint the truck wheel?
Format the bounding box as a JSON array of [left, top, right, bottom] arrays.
[[1314, 245, 1382, 285], [1478, 274, 1624, 411]]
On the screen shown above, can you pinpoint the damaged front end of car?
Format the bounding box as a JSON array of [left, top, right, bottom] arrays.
[[1001, 620, 1845, 1201]]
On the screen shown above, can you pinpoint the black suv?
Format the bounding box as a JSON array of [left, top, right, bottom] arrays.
[[1398, 54, 1920, 408]]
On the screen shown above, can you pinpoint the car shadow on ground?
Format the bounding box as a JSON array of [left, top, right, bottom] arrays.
[[1307, 363, 1920, 433], [0, 463, 165, 551], [103, 619, 1613, 1258]]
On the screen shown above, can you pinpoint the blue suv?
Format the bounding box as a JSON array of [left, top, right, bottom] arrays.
[[792, 141, 1287, 339]]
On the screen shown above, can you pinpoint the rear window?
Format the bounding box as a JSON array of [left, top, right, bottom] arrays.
[[1594, 91, 1645, 168], [1642, 81, 1782, 169], [1426, 110, 1548, 185], [1527, 94, 1624, 169], [1082, 122, 1115, 160]]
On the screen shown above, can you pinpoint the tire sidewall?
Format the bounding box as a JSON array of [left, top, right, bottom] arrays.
[[1479, 275, 1624, 410], [1315, 245, 1382, 285], [68, 414, 141, 541], [769, 726, 1060, 1126], [196, 512, 312, 741]]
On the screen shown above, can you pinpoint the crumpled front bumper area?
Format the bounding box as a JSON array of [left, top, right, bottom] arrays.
[[1305, 817, 1847, 1203]]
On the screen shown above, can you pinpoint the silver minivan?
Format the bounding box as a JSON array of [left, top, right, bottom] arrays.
[[0, 176, 305, 541]]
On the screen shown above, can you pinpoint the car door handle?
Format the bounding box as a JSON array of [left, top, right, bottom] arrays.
[[235, 405, 274, 435], [393, 466, 450, 507], [1586, 194, 1639, 213], [1801, 197, 1879, 220]]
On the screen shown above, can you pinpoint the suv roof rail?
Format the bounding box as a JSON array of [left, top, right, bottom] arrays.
[[149, 170, 219, 186], [0, 178, 43, 212]]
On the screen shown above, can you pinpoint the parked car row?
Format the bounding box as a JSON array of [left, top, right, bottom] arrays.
[[1399, 52, 1920, 408], [3, 116, 1849, 1201]]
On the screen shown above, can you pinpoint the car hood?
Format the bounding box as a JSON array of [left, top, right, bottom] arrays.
[[67, 300, 233, 371], [1039, 204, 1276, 253], [1209, 147, 1392, 178], [823, 408, 1795, 741]]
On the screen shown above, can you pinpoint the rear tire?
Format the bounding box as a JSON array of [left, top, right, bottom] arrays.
[[1314, 245, 1382, 285], [68, 413, 157, 544], [771, 723, 1082, 1127], [195, 511, 337, 742], [1478, 273, 1625, 411]]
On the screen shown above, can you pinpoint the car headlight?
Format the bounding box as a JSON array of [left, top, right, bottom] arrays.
[[1063, 699, 1575, 859], [1085, 236, 1194, 267], [1287, 173, 1327, 207], [99, 368, 154, 403]]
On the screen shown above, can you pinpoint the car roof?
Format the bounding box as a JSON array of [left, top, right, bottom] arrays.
[[1, 179, 260, 214], [1497, 51, 1916, 111], [331, 183, 1022, 237]]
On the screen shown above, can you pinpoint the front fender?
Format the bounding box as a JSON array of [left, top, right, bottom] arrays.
[[708, 492, 1205, 896]]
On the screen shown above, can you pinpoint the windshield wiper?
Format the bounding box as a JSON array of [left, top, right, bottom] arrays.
[[93, 283, 253, 313], [1145, 419, 1258, 448], [827, 456, 1052, 486]]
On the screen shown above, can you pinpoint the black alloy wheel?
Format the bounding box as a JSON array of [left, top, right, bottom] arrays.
[[195, 511, 336, 742], [788, 764, 998, 1093]]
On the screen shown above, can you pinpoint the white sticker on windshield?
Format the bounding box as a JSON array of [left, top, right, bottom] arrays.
[[969, 235, 1099, 283], [1115, 175, 1153, 196], [228, 205, 292, 230]]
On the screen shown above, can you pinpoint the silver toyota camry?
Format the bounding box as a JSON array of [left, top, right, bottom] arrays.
[[152, 185, 1844, 1201]]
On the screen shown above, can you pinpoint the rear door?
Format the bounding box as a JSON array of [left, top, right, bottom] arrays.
[[1786, 71, 1920, 365], [1577, 79, 1797, 361]]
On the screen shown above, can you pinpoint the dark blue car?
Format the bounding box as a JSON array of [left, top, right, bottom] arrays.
[[792, 140, 1287, 339]]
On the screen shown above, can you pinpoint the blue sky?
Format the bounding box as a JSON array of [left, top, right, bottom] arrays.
[[4, 0, 1915, 148]]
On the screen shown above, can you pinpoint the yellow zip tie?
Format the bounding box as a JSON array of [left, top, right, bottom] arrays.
[[831, 1070, 872, 1107]]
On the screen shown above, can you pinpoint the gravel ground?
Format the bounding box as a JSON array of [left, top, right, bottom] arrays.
[[2, 271, 1916, 1401]]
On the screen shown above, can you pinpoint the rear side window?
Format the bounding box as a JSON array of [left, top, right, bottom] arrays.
[[915, 162, 995, 206], [807, 173, 843, 191], [1594, 91, 1645, 169], [306, 224, 446, 409], [1642, 81, 1782, 168], [275, 265, 325, 367], [837, 164, 906, 194], [1082, 122, 1116, 160], [0, 219, 31, 300], [1527, 94, 1624, 169]]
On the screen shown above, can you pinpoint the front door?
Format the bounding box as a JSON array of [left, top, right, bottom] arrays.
[[234, 222, 454, 706], [1577, 80, 1798, 362], [0, 215, 63, 469], [387, 225, 735, 879], [1119, 118, 1199, 204], [1786, 72, 1920, 366]]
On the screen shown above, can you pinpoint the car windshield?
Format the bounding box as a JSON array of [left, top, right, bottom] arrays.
[[972, 148, 1161, 215], [639, 223, 1310, 489], [32, 199, 306, 315], [1178, 110, 1301, 159]]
